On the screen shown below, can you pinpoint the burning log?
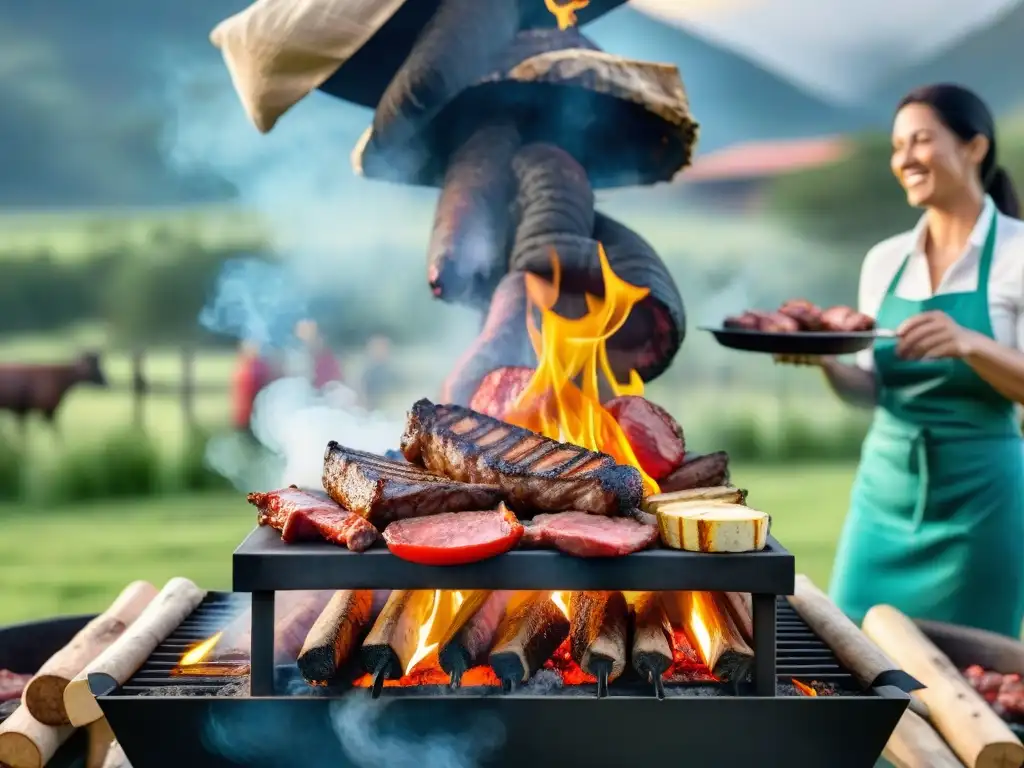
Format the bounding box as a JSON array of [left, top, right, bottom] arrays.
[[883, 710, 963, 768], [297, 591, 375, 684], [569, 591, 628, 695], [439, 591, 511, 686], [360, 590, 436, 684], [0, 705, 72, 768], [670, 592, 754, 682], [64, 578, 206, 727], [862, 604, 1024, 768], [23, 581, 158, 725], [427, 121, 521, 309], [211, 590, 342, 665], [722, 592, 753, 646], [489, 592, 570, 688], [631, 592, 673, 694], [786, 575, 918, 694]]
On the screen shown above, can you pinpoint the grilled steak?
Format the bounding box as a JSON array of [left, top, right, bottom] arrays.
[[820, 305, 875, 332], [248, 486, 379, 552], [323, 443, 504, 528], [400, 399, 643, 516], [521, 512, 659, 557]]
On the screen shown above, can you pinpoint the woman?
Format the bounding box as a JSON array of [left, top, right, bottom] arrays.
[[782, 84, 1024, 636]]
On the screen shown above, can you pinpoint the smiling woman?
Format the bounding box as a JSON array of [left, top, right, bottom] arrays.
[[780, 83, 1024, 640]]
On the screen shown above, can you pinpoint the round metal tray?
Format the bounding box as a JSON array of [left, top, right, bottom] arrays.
[[701, 326, 883, 356]]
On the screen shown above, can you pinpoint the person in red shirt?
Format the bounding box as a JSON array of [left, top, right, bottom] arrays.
[[232, 340, 277, 432], [293, 319, 343, 390]]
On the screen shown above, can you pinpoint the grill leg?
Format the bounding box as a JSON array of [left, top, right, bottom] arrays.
[[752, 593, 776, 697], [250, 591, 275, 696]]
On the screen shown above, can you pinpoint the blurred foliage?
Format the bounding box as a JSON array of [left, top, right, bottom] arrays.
[[765, 121, 1024, 251]]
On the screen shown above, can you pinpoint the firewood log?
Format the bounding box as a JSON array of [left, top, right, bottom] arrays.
[[360, 590, 435, 680], [64, 578, 206, 727], [489, 591, 569, 685], [723, 592, 753, 645], [631, 593, 673, 683], [23, 581, 158, 725], [213, 591, 338, 664], [427, 122, 520, 310], [102, 740, 130, 768], [883, 709, 964, 768], [86, 718, 115, 768], [297, 591, 374, 683], [439, 591, 511, 684], [863, 604, 1024, 768], [671, 592, 753, 681], [786, 575, 908, 692], [0, 705, 72, 768], [569, 591, 628, 683]]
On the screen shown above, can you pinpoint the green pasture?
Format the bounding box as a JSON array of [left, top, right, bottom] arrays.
[[0, 462, 856, 624]]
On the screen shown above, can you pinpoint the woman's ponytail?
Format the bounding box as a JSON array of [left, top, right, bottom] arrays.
[[987, 166, 1021, 219]]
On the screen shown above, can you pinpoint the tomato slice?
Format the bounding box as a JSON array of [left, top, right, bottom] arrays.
[[383, 505, 524, 566]]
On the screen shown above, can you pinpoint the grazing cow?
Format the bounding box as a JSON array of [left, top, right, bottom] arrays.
[[0, 352, 107, 432]]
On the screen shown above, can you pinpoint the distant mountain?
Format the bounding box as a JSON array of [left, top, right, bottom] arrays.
[[867, 0, 1024, 116], [586, 8, 872, 154]]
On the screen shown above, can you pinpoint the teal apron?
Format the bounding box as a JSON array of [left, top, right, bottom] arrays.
[[829, 214, 1024, 637]]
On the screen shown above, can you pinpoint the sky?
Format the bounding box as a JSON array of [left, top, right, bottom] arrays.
[[630, 0, 1021, 103]]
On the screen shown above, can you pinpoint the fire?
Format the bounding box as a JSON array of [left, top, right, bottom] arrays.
[[544, 0, 590, 29], [792, 679, 818, 697], [405, 590, 465, 675], [550, 591, 570, 618], [180, 631, 222, 666], [503, 246, 660, 496]]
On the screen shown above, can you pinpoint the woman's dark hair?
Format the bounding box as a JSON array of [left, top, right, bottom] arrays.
[[898, 83, 1020, 218]]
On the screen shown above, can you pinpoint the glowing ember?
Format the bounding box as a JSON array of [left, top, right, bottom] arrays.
[[544, 0, 590, 29], [666, 629, 715, 683], [180, 632, 222, 666], [171, 662, 249, 678], [792, 679, 818, 697], [503, 246, 660, 495]]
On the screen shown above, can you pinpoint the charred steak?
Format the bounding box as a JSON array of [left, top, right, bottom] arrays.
[[248, 486, 379, 552], [400, 399, 643, 516], [521, 512, 659, 557], [323, 443, 504, 528]]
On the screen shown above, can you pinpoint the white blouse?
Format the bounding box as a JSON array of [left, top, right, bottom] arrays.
[[855, 196, 1024, 372]]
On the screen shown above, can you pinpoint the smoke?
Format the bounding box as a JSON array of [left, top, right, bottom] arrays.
[[693, 265, 758, 327]]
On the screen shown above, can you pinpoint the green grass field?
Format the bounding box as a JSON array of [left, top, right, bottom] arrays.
[[0, 461, 856, 624]]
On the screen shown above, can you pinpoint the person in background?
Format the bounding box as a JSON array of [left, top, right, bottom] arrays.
[[232, 340, 277, 434], [291, 318, 344, 390], [360, 334, 395, 412], [778, 84, 1024, 636]]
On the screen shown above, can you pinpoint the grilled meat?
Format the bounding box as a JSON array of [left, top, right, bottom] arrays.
[[248, 486, 379, 552], [520, 512, 659, 557], [778, 299, 825, 331], [821, 305, 875, 332], [400, 399, 643, 516], [724, 310, 799, 333], [322, 444, 505, 528]]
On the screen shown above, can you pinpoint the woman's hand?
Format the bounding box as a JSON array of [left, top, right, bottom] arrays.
[[896, 310, 981, 360]]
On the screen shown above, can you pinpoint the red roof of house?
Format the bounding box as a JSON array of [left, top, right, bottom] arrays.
[[681, 135, 852, 182]]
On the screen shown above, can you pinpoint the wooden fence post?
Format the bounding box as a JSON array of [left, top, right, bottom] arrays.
[[130, 350, 146, 428], [181, 347, 196, 430]]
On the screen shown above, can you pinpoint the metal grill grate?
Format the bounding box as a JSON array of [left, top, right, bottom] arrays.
[[118, 593, 856, 694], [120, 592, 250, 695]]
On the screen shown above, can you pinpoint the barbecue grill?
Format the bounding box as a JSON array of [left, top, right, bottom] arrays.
[[89, 527, 912, 767]]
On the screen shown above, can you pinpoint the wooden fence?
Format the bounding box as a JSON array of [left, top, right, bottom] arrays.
[[113, 348, 228, 429]]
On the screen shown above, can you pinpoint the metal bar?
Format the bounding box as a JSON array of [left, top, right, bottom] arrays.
[[752, 593, 777, 697], [250, 591, 275, 696]]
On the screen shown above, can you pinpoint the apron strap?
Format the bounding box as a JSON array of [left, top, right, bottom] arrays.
[[976, 203, 999, 293]]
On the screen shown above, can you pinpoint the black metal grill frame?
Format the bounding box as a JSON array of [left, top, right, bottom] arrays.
[[233, 525, 797, 697]]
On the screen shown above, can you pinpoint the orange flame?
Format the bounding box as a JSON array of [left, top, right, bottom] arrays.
[[404, 590, 465, 676], [544, 0, 590, 29], [503, 246, 659, 495], [550, 591, 570, 618], [793, 679, 818, 697], [180, 631, 222, 666]]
